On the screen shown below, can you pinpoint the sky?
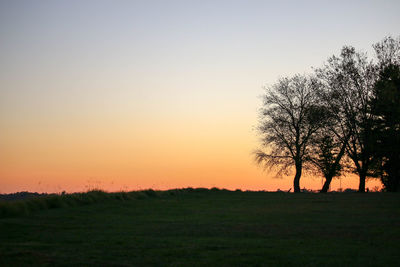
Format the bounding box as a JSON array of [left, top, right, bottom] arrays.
[[1, 0, 399, 193]]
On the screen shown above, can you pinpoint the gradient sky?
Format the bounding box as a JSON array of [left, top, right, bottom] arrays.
[[1, 0, 399, 193]]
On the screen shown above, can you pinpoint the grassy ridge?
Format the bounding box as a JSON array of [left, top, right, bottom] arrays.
[[0, 190, 146, 218], [1, 190, 399, 266], [0, 188, 219, 218]]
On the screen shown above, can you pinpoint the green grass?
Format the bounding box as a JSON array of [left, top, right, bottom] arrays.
[[1, 190, 399, 266], [0, 189, 161, 218]]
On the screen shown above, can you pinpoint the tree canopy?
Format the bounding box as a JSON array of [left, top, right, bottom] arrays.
[[256, 36, 400, 192], [255, 75, 325, 193]]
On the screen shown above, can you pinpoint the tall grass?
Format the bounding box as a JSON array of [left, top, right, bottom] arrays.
[[0, 188, 218, 218], [0, 190, 152, 218]]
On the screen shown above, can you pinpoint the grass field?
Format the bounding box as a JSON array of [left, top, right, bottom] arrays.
[[0, 190, 399, 266]]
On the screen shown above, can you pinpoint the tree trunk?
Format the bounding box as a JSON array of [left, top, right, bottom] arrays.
[[385, 166, 400, 192], [320, 176, 333, 193], [358, 172, 366, 193], [387, 156, 400, 192], [320, 141, 347, 193], [293, 161, 302, 193], [393, 163, 400, 192]]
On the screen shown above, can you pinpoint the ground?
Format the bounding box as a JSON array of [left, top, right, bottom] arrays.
[[0, 190, 399, 266]]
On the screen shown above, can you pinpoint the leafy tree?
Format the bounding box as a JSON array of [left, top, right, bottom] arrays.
[[309, 128, 348, 193], [255, 36, 400, 192], [373, 36, 400, 69], [308, 79, 353, 193], [316, 46, 377, 192], [255, 75, 325, 193], [370, 64, 400, 191]]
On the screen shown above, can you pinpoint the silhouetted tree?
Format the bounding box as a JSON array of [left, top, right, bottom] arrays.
[[309, 128, 348, 193], [308, 80, 353, 193], [255, 75, 325, 193], [255, 36, 400, 192], [370, 64, 400, 191], [368, 36, 400, 191], [316, 46, 377, 192]]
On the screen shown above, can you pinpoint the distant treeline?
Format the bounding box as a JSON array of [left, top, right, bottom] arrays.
[[0, 191, 48, 201], [256, 36, 400, 193]]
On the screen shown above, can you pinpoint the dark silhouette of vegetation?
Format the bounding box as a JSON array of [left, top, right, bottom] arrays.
[[256, 36, 400, 192], [255, 75, 326, 193], [370, 64, 400, 191], [0, 188, 240, 218], [0, 191, 48, 201], [0, 189, 164, 218], [316, 46, 377, 192], [309, 133, 347, 193], [308, 77, 353, 192]]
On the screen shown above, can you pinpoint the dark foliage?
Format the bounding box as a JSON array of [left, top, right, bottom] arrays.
[[370, 64, 400, 191], [256, 36, 400, 193], [316, 46, 377, 192]]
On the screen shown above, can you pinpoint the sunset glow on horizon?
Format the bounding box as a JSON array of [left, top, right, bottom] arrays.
[[1, 0, 397, 193]]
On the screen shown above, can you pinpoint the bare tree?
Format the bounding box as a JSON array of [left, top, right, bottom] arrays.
[[255, 74, 325, 193]]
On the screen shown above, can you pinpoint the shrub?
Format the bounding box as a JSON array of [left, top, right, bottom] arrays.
[[143, 189, 158, 197]]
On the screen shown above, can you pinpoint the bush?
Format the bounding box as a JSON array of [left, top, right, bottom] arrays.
[[143, 189, 158, 197]]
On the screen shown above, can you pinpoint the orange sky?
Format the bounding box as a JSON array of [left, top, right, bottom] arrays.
[[0, 1, 395, 193], [0, 112, 382, 193]]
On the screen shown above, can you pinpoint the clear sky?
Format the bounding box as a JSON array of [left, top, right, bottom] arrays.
[[1, 0, 398, 193]]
